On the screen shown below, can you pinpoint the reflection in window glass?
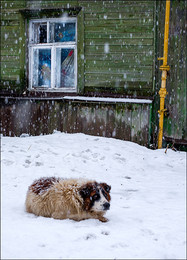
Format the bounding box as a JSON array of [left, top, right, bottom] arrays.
[[33, 49, 51, 88], [33, 23, 47, 43], [50, 22, 75, 42], [39, 24, 47, 43], [56, 48, 74, 88]]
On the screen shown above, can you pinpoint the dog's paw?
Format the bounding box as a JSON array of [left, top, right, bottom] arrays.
[[99, 216, 109, 222], [52, 212, 66, 219]]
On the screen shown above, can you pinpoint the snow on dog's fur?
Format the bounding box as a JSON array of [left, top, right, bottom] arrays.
[[25, 177, 111, 222]]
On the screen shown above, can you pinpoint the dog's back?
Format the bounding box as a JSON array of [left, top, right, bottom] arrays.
[[26, 177, 87, 217]]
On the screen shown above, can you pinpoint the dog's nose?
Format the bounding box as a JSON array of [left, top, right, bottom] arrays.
[[103, 202, 110, 210]]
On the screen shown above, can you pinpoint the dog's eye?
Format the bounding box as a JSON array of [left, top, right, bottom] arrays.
[[93, 194, 100, 200], [105, 186, 110, 192]]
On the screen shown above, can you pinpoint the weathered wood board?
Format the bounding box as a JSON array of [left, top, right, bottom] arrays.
[[154, 0, 186, 144], [0, 98, 151, 146]]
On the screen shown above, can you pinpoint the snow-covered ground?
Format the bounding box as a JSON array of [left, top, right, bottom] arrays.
[[1, 132, 186, 259]]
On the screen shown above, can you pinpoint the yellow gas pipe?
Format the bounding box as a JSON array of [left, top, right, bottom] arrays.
[[157, 0, 170, 149]]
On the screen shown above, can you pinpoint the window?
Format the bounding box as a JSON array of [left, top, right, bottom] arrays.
[[29, 18, 77, 92]]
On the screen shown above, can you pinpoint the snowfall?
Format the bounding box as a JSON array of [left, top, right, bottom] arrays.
[[1, 132, 186, 259]]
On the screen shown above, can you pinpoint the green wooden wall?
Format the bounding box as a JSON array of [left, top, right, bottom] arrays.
[[154, 0, 186, 145], [80, 0, 155, 97], [0, 0, 26, 91], [1, 0, 155, 97]]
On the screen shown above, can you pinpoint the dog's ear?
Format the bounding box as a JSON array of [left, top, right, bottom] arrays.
[[79, 182, 97, 199], [100, 183, 111, 193], [79, 184, 92, 198], [80, 187, 90, 198]]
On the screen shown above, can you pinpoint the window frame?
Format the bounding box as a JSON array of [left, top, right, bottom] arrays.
[[28, 17, 77, 92]]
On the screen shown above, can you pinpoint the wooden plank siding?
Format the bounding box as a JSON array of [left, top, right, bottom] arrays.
[[81, 0, 155, 97], [0, 0, 155, 97], [0, 98, 152, 146], [153, 0, 187, 145], [0, 0, 26, 91], [164, 0, 186, 143]]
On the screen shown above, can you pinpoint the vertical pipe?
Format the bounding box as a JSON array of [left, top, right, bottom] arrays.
[[163, 0, 170, 66], [157, 0, 170, 149]]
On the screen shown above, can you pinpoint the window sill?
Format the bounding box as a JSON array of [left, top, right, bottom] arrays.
[[63, 96, 153, 104], [1, 92, 153, 104]]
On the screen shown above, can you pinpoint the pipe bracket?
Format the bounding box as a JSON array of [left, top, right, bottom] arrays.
[[158, 108, 167, 115], [159, 65, 170, 71]]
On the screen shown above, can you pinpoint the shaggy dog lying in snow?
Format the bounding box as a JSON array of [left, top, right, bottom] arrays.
[[25, 177, 111, 222]]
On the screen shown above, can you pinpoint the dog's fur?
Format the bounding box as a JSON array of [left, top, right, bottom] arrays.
[[25, 177, 111, 222]]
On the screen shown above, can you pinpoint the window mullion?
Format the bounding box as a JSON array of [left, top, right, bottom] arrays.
[[29, 47, 33, 89], [75, 46, 77, 92], [51, 46, 55, 89], [47, 21, 49, 43]]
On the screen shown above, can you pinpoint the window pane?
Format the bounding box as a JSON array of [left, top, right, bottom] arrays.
[[33, 49, 51, 88], [50, 22, 75, 42], [55, 48, 75, 88], [33, 23, 47, 43]]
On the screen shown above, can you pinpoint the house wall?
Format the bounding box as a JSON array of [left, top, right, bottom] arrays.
[[1, 0, 186, 147], [1, 0, 26, 91], [154, 0, 186, 145], [80, 0, 155, 97], [1, 0, 155, 97], [0, 0, 154, 146]]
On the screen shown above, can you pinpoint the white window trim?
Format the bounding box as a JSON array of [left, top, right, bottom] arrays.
[[28, 17, 77, 92]]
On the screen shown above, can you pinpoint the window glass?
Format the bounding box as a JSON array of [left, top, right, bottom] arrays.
[[56, 48, 75, 88], [33, 23, 47, 43], [50, 22, 76, 43], [33, 49, 51, 87], [29, 18, 77, 91]]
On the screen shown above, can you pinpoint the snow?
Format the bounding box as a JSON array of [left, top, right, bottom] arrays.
[[104, 42, 110, 53], [1, 132, 186, 259]]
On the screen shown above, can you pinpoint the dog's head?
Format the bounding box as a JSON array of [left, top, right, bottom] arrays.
[[79, 182, 111, 212]]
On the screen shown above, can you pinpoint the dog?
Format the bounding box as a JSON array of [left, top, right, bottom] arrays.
[[25, 177, 111, 222]]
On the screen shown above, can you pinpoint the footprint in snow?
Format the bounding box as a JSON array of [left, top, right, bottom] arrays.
[[141, 228, 155, 236], [124, 176, 131, 179], [111, 242, 128, 248], [85, 233, 97, 240], [23, 159, 32, 168], [85, 149, 91, 153], [35, 161, 43, 166], [39, 244, 46, 248], [2, 159, 14, 166], [101, 230, 110, 236], [25, 159, 31, 164], [115, 157, 126, 163]]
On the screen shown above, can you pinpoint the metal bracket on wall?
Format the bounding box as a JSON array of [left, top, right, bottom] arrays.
[[159, 65, 170, 71], [158, 108, 170, 117]]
